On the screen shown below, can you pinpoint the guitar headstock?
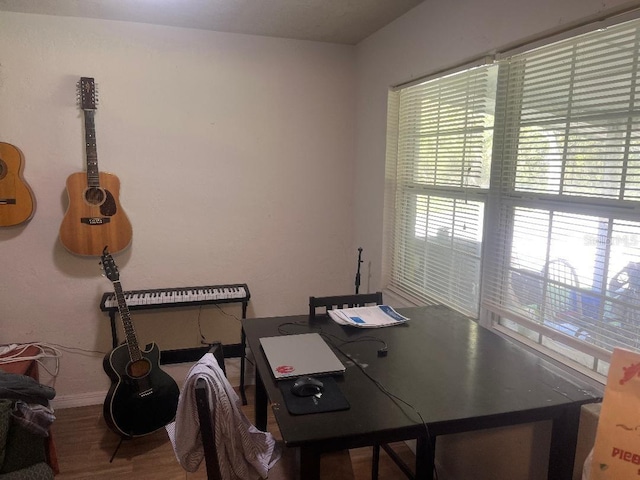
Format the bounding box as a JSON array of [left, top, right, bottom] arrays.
[[79, 77, 97, 111], [100, 246, 120, 283]]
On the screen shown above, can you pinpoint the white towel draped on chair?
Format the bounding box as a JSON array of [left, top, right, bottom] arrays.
[[166, 353, 280, 479]]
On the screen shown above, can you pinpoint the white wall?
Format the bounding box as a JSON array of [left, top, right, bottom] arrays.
[[353, 0, 636, 478], [0, 12, 356, 404]]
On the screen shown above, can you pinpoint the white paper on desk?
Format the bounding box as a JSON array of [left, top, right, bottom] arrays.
[[328, 305, 409, 328]]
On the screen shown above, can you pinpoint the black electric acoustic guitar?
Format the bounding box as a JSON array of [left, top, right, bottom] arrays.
[[100, 248, 179, 438]]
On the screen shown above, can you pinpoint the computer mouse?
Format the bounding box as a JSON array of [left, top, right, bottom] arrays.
[[291, 376, 324, 397]]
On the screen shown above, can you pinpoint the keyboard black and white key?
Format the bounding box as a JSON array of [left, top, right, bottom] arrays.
[[100, 283, 250, 311]]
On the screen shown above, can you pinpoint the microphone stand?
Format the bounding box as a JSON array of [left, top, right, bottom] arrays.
[[355, 247, 363, 294]]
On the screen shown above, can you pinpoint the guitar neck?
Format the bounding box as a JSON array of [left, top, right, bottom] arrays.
[[83, 109, 100, 187], [112, 280, 142, 362]]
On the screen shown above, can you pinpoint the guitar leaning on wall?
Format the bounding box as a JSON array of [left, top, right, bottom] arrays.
[[59, 77, 132, 256], [0, 142, 36, 227], [100, 247, 179, 438]]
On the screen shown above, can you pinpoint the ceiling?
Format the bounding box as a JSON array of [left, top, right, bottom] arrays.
[[0, 0, 425, 45]]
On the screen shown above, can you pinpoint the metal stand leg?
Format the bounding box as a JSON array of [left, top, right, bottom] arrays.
[[109, 436, 125, 463]]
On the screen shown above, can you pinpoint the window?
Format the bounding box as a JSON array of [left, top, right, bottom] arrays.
[[385, 65, 497, 317], [385, 17, 640, 379]]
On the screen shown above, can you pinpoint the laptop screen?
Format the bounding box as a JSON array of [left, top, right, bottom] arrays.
[[259, 333, 346, 380]]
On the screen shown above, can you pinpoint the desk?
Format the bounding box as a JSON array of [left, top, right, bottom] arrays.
[[242, 305, 603, 480]]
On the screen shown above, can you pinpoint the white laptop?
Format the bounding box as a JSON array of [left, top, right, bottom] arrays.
[[259, 333, 346, 380]]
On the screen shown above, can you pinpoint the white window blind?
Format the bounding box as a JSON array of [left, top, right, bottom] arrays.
[[386, 65, 497, 316], [483, 20, 640, 376]]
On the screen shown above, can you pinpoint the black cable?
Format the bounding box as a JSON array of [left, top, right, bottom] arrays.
[[197, 304, 242, 341], [197, 306, 255, 366], [324, 335, 439, 480], [214, 304, 242, 322]]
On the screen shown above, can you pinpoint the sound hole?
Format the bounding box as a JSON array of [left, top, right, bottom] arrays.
[[0, 159, 6, 180], [127, 358, 151, 379], [84, 186, 106, 206]]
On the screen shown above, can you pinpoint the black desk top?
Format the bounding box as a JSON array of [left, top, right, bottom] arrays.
[[243, 305, 603, 450]]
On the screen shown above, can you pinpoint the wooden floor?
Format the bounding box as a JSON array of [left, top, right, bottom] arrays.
[[51, 385, 416, 480]]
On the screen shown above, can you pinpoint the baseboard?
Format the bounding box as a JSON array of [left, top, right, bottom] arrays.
[[51, 390, 107, 409]]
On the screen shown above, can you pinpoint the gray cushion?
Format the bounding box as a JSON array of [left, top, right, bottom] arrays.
[[0, 412, 46, 474], [0, 461, 53, 480], [0, 399, 12, 468]]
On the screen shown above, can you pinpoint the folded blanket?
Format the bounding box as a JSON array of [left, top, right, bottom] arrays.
[[0, 373, 55, 406]]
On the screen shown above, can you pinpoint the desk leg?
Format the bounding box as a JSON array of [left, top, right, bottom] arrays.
[[239, 329, 248, 405], [415, 435, 435, 480], [548, 406, 581, 480], [255, 369, 268, 431], [298, 446, 321, 480]]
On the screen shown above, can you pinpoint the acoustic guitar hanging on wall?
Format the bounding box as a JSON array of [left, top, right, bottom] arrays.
[[0, 142, 36, 227], [59, 77, 132, 256]]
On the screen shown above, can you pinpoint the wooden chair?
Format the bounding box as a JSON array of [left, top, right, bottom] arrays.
[[309, 292, 384, 319], [193, 344, 354, 480], [194, 343, 225, 480]]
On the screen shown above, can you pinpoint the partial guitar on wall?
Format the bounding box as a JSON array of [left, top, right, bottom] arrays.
[[0, 142, 36, 227], [59, 77, 132, 256]]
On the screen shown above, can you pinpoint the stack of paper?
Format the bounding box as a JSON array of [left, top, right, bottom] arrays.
[[328, 305, 409, 328]]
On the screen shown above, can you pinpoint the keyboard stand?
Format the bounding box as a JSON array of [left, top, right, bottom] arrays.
[[100, 284, 250, 405]]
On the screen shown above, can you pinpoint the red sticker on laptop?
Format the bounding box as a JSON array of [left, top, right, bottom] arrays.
[[276, 365, 295, 374]]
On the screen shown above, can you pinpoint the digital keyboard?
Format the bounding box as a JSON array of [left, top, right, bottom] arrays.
[[99, 283, 250, 311]]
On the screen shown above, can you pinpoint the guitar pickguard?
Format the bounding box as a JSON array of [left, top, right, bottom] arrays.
[[101, 189, 117, 216]]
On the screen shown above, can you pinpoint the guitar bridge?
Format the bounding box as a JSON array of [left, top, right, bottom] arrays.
[[139, 389, 154, 398], [81, 217, 111, 225], [0, 199, 16, 204]]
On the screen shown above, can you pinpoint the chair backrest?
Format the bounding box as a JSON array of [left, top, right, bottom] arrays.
[[309, 292, 383, 319], [544, 258, 582, 319], [194, 343, 226, 480]]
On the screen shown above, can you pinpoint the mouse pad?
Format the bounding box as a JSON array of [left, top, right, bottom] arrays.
[[278, 376, 350, 415]]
